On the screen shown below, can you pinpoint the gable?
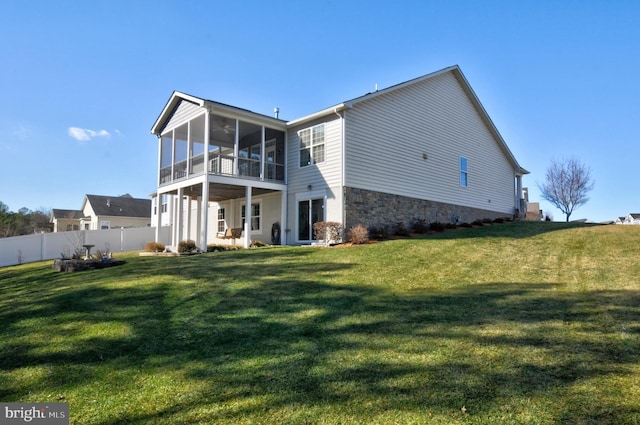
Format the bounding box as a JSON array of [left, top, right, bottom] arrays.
[[161, 99, 203, 134], [343, 70, 518, 214]]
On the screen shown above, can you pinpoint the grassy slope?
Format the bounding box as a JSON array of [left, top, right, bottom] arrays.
[[1, 222, 639, 424]]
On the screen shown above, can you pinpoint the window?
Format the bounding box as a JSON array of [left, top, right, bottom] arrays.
[[460, 156, 468, 187], [101, 220, 110, 230], [161, 194, 168, 213], [241, 203, 260, 231], [299, 124, 325, 167], [217, 208, 226, 233]]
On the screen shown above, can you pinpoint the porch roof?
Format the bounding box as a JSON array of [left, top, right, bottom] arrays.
[[150, 91, 287, 136]]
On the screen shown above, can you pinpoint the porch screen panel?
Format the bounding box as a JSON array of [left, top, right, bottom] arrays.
[[160, 134, 173, 184], [209, 115, 236, 175], [190, 114, 205, 175], [265, 127, 285, 182], [174, 123, 188, 180], [238, 121, 261, 178]]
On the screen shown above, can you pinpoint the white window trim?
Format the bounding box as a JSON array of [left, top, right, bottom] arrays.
[[217, 207, 226, 234], [241, 200, 262, 234], [298, 124, 325, 167], [460, 156, 468, 187]]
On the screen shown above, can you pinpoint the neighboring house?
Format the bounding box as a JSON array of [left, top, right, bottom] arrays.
[[150, 65, 528, 249], [50, 194, 152, 232], [615, 213, 640, 225], [50, 209, 84, 232]]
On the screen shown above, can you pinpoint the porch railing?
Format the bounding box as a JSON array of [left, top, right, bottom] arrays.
[[160, 154, 284, 186]]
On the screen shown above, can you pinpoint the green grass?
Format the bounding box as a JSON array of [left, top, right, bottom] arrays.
[[1, 221, 640, 424]]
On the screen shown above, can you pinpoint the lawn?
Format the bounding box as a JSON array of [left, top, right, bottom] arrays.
[[1, 222, 639, 424]]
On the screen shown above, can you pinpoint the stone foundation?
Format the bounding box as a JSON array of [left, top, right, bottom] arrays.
[[343, 187, 513, 231]]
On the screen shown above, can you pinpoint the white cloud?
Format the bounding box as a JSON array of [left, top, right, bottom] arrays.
[[68, 127, 111, 142]]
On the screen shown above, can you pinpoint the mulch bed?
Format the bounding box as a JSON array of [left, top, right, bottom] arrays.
[[52, 258, 126, 272]]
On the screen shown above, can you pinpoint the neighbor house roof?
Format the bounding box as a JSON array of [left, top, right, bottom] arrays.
[[84, 194, 151, 218]]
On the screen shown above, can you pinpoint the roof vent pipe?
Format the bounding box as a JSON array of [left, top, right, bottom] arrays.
[[274, 107, 279, 119]]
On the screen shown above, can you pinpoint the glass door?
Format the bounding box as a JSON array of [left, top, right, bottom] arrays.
[[298, 198, 324, 241]]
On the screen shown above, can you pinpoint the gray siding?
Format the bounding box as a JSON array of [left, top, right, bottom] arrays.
[[286, 116, 344, 241], [344, 71, 516, 215], [286, 116, 343, 193], [163, 100, 202, 133]]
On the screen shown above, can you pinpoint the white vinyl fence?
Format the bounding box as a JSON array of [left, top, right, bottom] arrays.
[[0, 227, 172, 267]]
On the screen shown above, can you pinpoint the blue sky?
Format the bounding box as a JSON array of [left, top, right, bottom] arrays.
[[1, 0, 638, 222]]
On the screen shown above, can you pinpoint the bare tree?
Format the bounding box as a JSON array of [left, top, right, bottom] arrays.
[[538, 157, 594, 222]]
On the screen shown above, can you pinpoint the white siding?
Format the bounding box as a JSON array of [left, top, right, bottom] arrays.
[[164, 100, 202, 133], [344, 72, 516, 214]]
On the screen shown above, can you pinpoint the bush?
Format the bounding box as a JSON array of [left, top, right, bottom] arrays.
[[178, 240, 197, 253], [313, 221, 343, 245], [145, 241, 165, 252], [394, 221, 410, 236], [411, 218, 429, 234], [430, 221, 446, 232], [368, 225, 390, 240], [348, 224, 369, 244]]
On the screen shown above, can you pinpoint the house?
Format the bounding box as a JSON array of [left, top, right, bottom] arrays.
[[50, 209, 85, 232], [50, 194, 152, 231], [150, 65, 528, 250], [615, 213, 640, 225]]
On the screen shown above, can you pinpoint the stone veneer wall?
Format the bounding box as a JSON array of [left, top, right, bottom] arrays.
[[343, 187, 513, 231]]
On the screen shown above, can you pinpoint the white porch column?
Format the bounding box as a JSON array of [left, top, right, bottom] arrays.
[[168, 193, 175, 247], [516, 175, 523, 218], [155, 193, 162, 243], [185, 195, 192, 241], [244, 185, 252, 248], [196, 195, 202, 248], [280, 190, 287, 245], [199, 178, 209, 252], [176, 188, 184, 244]]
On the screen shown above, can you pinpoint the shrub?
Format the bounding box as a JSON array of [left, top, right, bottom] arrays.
[[394, 221, 410, 236], [348, 224, 369, 244], [411, 218, 429, 234], [368, 225, 390, 240], [313, 221, 343, 245], [145, 241, 166, 252], [430, 221, 446, 232], [178, 240, 197, 253]]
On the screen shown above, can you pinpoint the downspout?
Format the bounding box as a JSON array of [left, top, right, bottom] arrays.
[[334, 108, 346, 231]]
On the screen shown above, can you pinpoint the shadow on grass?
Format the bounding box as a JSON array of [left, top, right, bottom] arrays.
[[1, 250, 639, 424]]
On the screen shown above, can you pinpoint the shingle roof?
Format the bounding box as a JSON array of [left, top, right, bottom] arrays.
[[51, 209, 84, 220], [85, 194, 151, 218]]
